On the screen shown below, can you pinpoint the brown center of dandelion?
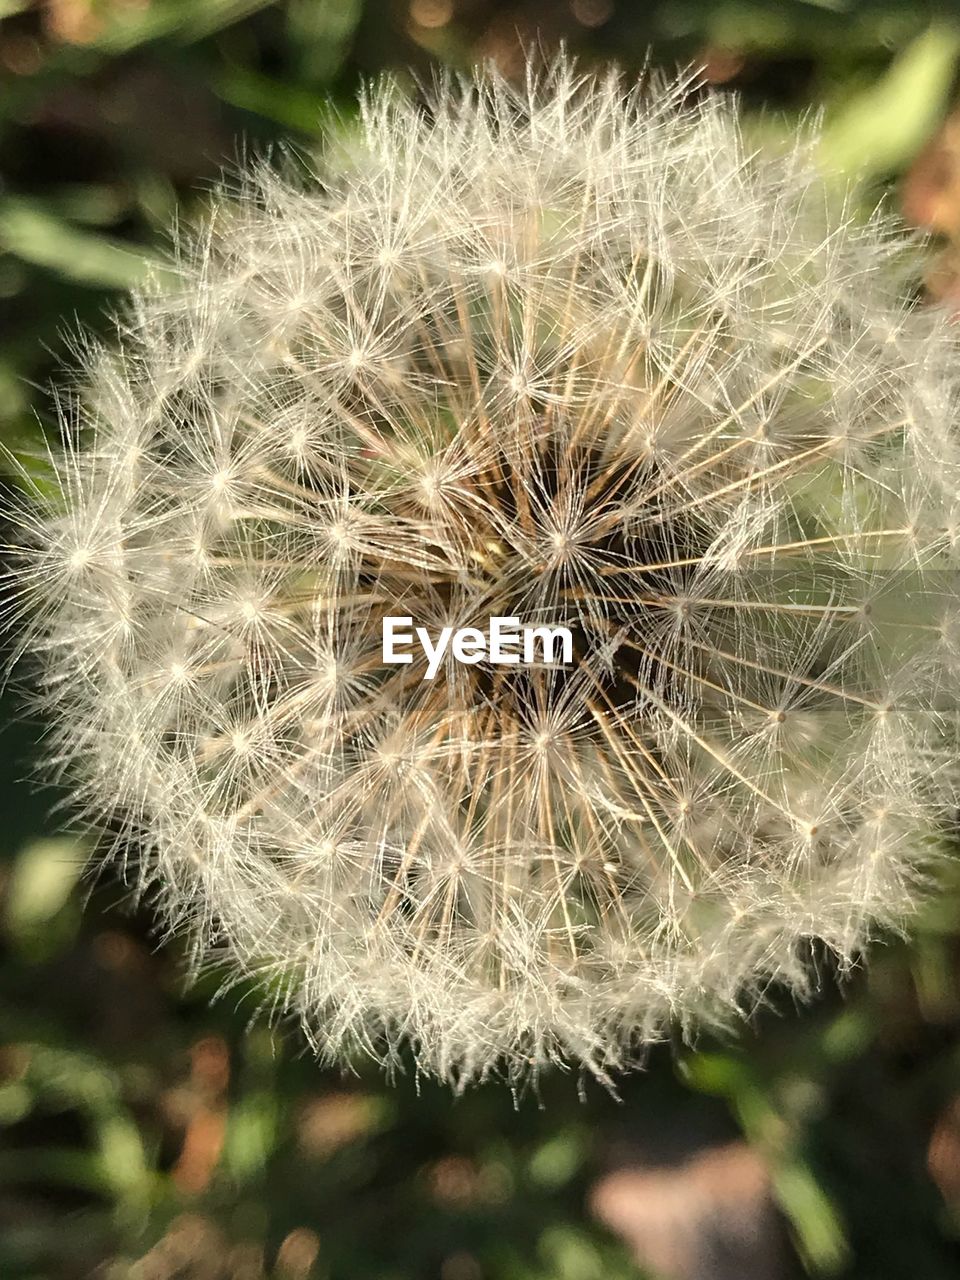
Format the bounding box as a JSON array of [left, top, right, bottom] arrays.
[[359, 435, 705, 725]]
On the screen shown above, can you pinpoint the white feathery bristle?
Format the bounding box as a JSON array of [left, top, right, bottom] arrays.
[[7, 57, 960, 1087]]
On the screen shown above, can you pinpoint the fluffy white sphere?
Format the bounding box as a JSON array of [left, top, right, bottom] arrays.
[[10, 59, 960, 1086]]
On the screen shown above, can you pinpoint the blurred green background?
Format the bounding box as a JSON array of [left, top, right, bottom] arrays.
[[6, 3, 960, 1277]]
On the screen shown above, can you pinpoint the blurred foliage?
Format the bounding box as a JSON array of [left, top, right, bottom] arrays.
[[5, 2, 960, 1278]]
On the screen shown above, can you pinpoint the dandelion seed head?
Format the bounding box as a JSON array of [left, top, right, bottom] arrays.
[[8, 56, 960, 1087]]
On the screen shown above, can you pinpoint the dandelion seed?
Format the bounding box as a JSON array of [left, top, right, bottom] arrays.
[[6, 56, 960, 1087]]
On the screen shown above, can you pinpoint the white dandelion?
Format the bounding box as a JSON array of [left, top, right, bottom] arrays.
[[7, 57, 960, 1087]]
